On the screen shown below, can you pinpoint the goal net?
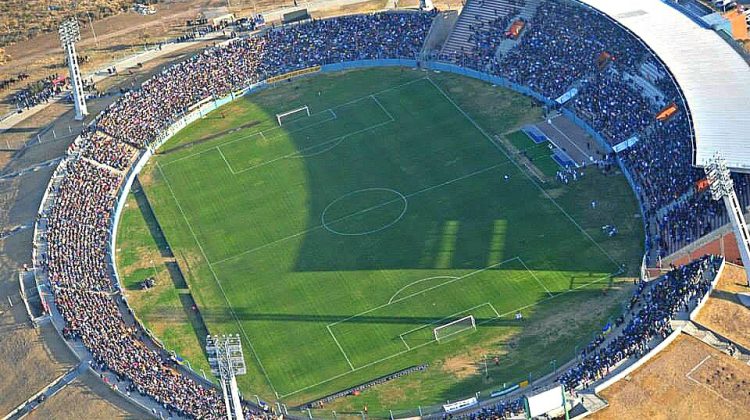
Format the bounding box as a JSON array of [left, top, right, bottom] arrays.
[[276, 105, 310, 125], [433, 315, 476, 342]]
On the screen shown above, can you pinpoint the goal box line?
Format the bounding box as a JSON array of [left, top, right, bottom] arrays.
[[399, 302, 501, 346]]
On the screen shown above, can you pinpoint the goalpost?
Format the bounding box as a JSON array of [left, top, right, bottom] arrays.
[[276, 105, 310, 125], [433, 315, 476, 342]]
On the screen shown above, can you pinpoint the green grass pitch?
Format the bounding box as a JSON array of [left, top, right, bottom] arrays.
[[117, 68, 644, 414]]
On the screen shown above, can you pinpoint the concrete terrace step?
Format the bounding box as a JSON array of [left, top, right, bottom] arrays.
[[440, 0, 527, 57], [579, 392, 609, 416]]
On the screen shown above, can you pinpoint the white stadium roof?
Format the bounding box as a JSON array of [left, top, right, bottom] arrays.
[[577, 0, 750, 171]]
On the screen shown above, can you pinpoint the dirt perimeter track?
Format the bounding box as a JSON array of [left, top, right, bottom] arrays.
[[591, 334, 750, 419]]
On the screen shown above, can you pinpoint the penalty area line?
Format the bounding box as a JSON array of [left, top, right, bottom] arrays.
[[685, 354, 744, 409], [160, 77, 427, 168], [280, 270, 615, 399], [517, 257, 553, 297], [327, 325, 355, 371], [686, 355, 711, 381]]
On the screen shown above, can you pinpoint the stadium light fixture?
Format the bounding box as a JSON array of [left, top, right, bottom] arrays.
[[58, 18, 88, 121], [705, 154, 750, 286], [207, 334, 247, 420]]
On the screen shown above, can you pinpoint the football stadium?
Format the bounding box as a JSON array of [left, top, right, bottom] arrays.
[[1, 0, 750, 419]]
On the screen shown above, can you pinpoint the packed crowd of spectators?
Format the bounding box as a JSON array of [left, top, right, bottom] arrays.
[[96, 11, 435, 148], [444, 0, 649, 99], [78, 131, 139, 171], [13, 74, 68, 110], [654, 177, 750, 257], [40, 11, 436, 418], [570, 70, 655, 144]]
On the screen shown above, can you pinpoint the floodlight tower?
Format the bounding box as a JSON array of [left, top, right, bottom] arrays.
[[207, 334, 247, 420], [58, 18, 88, 120], [705, 154, 750, 286]]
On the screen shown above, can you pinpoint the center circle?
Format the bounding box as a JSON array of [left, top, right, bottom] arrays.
[[321, 188, 408, 236]]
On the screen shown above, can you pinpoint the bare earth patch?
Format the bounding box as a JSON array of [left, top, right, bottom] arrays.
[[25, 370, 141, 420], [592, 334, 750, 419], [694, 263, 750, 350], [441, 347, 485, 380], [0, 318, 76, 414]]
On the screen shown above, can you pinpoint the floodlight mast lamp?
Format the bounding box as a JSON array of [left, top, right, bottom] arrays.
[[58, 18, 88, 121], [705, 154, 750, 286], [207, 334, 247, 420]]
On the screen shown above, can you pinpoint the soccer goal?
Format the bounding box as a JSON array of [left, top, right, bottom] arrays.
[[276, 105, 310, 125], [433, 315, 476, 342]]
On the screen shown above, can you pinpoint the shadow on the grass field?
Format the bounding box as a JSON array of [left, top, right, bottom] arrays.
[[137, 307, 547, 327], [130, 177, 211, 361], [129, 68, 644, 410]]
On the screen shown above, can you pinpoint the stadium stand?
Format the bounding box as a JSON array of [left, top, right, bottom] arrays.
[[29, 0, 750, 416], [34, 11, 437, 418], [440, 0, 529, 59], [440, 0, 750, 261]]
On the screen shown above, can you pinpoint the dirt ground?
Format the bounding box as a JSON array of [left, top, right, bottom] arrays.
[[694, 263, 750, 350], [25, 370, 144, 420], [0, 0, 459, 114], [0, 0, 229, 113], [0, 29, 221, 419], [592, 334, 750, 420], [0, 313, 78, 414]]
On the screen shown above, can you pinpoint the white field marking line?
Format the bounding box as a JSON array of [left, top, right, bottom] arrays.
[[281, 270, 616, 399], [321, 187, 407, 236], [547, 115, 590, 164], [425, 77, 621, 269], [327, 325, 355, 371], [398, 302, 493, 338], [517, 257, 553, 297], [685, 354, 745, 409], [271, 113, 396, 162], [223, 116, 394, 174], [488, 302, 502, 317], [217, 147, 235, 173], [156, 162, 279, 396], [211, 162, 509, 266], [400, 335, 411, 350], [387, 276, 459, 304], [370, 94, 395, 121], [327, 257, 521, 328], [222, 95, 393, 169], [160, 77, 427, 168], [686, 355, 711, 380], [161, 114, 336, 167]]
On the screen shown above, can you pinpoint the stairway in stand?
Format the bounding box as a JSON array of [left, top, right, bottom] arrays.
[[440, 0, 528, 59]]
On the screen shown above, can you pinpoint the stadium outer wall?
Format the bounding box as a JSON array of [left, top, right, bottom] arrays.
[[32, 57, 667, 417]]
